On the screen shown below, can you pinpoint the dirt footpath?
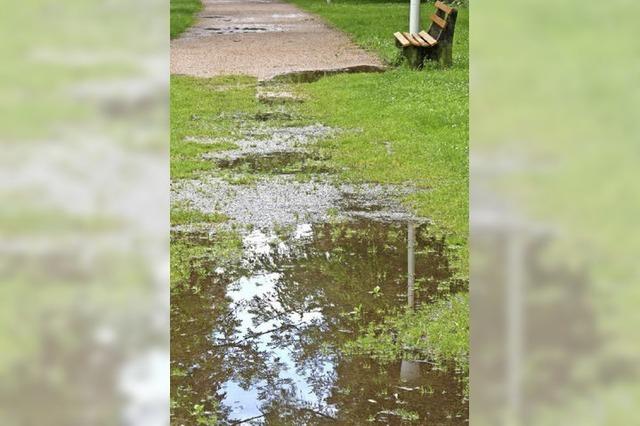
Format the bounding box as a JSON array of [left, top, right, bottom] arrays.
[[170, 0, 385, 80]]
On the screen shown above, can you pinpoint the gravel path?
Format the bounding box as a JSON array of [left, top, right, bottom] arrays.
[[170, 0, 385, 80], [172, 175, 415, 229]]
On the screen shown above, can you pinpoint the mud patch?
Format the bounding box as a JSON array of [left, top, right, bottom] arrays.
[[264, 65, 387, 84], [215, 151, 333, 174], [256, 90, 306, 105], [253, 111, 294, 121], [204, 26, 276, 34], [183, 24, 284, 38], [171, 219, 467, 425]]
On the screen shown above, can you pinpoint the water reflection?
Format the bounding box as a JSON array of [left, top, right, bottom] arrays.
[[407, 221, 416, 309], [171, 219, 467, 424]]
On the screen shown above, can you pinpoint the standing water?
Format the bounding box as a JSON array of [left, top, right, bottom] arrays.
[[171, 219, 467, 424]]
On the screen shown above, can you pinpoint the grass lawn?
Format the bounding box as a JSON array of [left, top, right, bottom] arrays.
[[290, 0, 469, 269], [289, 0, 469, 66], [170, 0, 202, 39]]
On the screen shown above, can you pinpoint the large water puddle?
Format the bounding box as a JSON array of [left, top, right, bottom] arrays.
[[171, 219, 467, 424]]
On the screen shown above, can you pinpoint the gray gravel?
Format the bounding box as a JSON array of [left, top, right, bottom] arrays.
[[201, 124, 333, 161], [171, 175, 416, 229]]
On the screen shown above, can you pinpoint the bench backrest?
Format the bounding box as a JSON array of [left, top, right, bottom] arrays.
[[427, 1, 458, 41]]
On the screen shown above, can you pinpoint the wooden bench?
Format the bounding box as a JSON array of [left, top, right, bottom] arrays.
[[394, 1, 458, 68]]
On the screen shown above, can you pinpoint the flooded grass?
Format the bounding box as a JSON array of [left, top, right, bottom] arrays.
[[171, 219, 468, 424], [170, 73, 468, 424]]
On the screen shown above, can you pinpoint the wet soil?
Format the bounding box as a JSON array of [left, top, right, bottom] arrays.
[[171, 219, 467, 425], [214, 151, 334, 175]]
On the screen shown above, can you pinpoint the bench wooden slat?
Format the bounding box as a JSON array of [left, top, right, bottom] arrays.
[[402, 32, 422, 47], [410, 33, 429, 47], [434, 1, 454, 15], [419, 30, 438, 45], [413, 33, 434, 47], [394, 31, 411, 47], [430, 13, 447, 28]]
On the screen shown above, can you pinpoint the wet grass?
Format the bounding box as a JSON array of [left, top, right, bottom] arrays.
[[287, 0, 470, 396], [289, 0, 469, 269], [170, 73, 469, 418], [170, 230, 243, 293], [171, 0, 203, 39], [171, 76, 259, 179], [346, 292, 470, 394], [297, 70, 468, 262], [171, 205, 228, 225]]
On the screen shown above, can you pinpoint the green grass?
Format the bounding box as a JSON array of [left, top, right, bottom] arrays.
[[170, 231, 243, 292], [170, 76, 258, 179], [345, 292, 469, 391], [171, 206, 228, 225], [288, 0, 468, 66], [297, 68, 468, 257], [287, 0, 469, 380], [171, 0, 202, 39], [289, 0, 469, 267]]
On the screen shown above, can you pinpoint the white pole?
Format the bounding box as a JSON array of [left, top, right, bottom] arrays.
[[409, 0, 420, 34]]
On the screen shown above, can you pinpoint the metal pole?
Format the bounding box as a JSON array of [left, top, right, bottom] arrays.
[[407, 221, 416, 309], [409, 0, 420, 34]]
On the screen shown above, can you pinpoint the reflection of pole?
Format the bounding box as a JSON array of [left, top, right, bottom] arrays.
[[400, 359, 421, 383], [407, 221, 416, 309], [506, 234, 524, 424]]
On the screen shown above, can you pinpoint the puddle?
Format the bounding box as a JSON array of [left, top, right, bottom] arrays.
[[264, 65, 386, 84], [252, 111, 296, 121], [204, 26, 281, 35], [183, 23, 284, 39], [271, 13, 304, 19], [215, 151, 333, 174], [171, 219, 467, 424]]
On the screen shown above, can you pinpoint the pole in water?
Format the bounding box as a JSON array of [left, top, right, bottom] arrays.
[[409, 0, 420, 33], [407, 221, 416, 309]]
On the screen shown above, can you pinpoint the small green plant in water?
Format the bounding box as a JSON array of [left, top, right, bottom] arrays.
[[191, 403, 218, 426], [369, 285, 382, 298]]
